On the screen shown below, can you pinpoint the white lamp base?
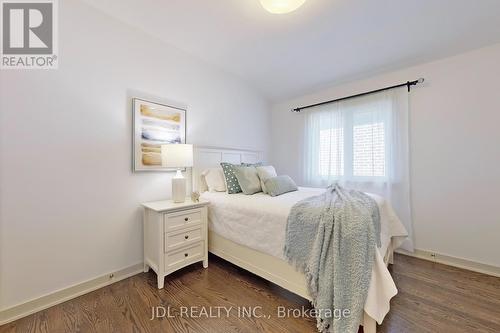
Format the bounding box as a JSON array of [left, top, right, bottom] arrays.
[[172, 169, 186, 203]]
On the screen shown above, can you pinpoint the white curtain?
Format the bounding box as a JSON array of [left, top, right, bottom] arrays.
[[303, 87, 414, 251]]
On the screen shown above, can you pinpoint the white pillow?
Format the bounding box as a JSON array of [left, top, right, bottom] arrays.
[[256, 166, 277, 194], [202, 168, 227, 192]]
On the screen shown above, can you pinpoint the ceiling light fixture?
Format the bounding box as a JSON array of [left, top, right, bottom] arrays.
[[260, 0, 307, 14]]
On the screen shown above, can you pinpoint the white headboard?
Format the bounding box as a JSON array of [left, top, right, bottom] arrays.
[[193, 146, 264, 192]]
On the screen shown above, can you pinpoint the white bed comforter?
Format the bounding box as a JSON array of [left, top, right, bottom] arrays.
[[200, 187, 408, 324]]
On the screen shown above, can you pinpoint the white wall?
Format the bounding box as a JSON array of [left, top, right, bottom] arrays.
[[0, 0, 270, 309], [271, 43, 500, 268]]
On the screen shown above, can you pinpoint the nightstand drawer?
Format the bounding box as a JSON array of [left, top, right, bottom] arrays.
[[164, 209, 201, 231], [165, 241, 204, 271], [165, 226, 203, 252]]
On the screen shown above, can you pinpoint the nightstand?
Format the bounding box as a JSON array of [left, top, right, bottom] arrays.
[[141, 199, 209, 289]]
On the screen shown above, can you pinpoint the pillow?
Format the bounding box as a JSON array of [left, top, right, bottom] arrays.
[[256, 166, 277, 194], [233, 166, 262, 195], [220, 162, 242, 194], [241, 162, 263, 167], [265, 175, 298, 197], [202, 168, 226, 192]]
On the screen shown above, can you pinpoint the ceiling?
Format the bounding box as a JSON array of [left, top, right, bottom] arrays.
[[82, 0, 500, 101]]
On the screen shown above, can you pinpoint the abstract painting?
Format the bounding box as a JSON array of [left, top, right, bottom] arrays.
[[133, 98, 186, 171]]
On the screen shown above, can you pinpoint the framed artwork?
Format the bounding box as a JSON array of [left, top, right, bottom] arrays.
[[133, 98, 186, 171]]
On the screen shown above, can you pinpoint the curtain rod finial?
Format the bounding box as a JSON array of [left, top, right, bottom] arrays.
[[418, 78, 425, 83]]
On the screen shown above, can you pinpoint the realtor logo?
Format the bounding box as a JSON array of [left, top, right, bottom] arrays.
[[1, 0, 58, 69]]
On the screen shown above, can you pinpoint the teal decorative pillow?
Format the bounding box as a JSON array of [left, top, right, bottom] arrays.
[[220, 162, 242, 194], [264, 175, 298, 197], [233, 166, 262, 195]]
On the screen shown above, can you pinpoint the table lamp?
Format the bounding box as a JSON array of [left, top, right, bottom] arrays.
[[161, 144, 193, 203]]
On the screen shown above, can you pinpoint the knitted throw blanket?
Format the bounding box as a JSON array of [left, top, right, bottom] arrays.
[[284, 184, 381, 333]]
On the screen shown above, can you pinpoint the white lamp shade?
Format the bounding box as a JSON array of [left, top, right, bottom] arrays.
[[161, 144, 193, 168]]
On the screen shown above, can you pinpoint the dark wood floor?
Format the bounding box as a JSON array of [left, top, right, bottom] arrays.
[[1, 253, 499, 333]]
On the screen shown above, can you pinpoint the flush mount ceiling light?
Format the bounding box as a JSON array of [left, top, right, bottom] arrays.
[[260, 0, 307, 14]]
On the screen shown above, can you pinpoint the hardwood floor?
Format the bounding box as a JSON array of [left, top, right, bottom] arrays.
[[1, 253, 499, 333]]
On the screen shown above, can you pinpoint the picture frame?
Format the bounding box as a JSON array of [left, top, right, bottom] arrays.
[[133, 98, 186, 171]]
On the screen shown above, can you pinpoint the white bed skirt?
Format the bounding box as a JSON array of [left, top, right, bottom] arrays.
[[208, 230, 390, 333]]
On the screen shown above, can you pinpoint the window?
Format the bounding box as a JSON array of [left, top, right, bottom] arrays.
[[319, 127, 344, 176], [318, 117, 386, 179], [305, 97, 390, 184], [303, 87, 414, 252], [352, 111, 385, 177]]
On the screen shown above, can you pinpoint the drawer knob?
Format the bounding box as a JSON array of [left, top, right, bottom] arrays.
[[184, 253, 188, 257], [184, 235, 189, 240], [184, 217, 189, 221]]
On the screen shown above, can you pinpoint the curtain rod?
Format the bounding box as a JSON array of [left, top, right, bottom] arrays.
[[291, 78, 425, 112]]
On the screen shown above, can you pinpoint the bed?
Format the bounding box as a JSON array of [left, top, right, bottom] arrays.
[[193, 147, 408, 333]]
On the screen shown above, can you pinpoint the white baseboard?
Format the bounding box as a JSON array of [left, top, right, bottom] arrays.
[[396, 248, 500, 278], [0, 263, 144, 326], [2, 250, 498, 326]]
